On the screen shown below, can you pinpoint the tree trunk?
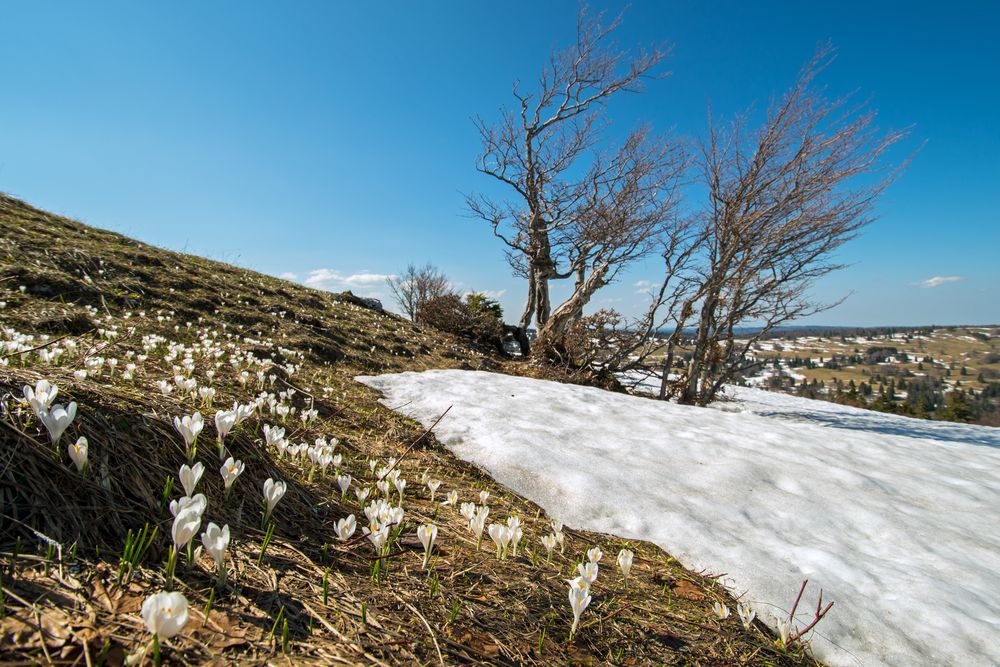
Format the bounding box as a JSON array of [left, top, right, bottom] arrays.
[[658, 338, 676, 400], [516, 270, 538, 356], [535, 275, 551, 327], [681, 290, 717, 404], [534, 265, 608, 353]]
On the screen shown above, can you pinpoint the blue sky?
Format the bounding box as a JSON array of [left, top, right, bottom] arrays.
[[2, 1, 997, 326]]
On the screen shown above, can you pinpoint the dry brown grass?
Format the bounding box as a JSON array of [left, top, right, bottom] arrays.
[[1, 195, 820, 665]]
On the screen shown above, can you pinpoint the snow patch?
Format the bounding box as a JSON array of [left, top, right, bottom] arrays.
[[358, 369, 1000, 667]]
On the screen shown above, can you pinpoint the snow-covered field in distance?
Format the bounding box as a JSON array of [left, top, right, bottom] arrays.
[[358, 369, 1000, 667]]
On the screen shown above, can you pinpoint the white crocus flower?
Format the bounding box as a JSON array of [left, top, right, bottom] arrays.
[[317, 451, 333, 475], [337, 474, 352, 498], [778, 620, 792, 648], [509, 526, 523, 557], [336, 514, 357, 541], [173, 412, 204, 459], [737, 603, 756, 629], [443, 490, 458, 507], [393, 477, 406, 504], [23, 379, 57, 417], [577, 561, 599, 585], [39, 402, 77, 446], [262, 424, 285, 447], [712, 602, 731, 620], [169, 493, 207, 518], [587, 546, 603, 564], [364, 525, 389, 555], [470, 514, 486, 549], [459, 502, 476, 522], [386, 506, 404, 526], [231, 401, 254, 426], [354, 486, 371, 507], [220, 457, 245, 493], [617, 549, 634, 586], [488, 523, 511, 559], [274, 438, 289, 457], [68, 436, 88, 473], [263, 478, 286, 524], [141, 591, 189, 640], [364, 500, 385, 525], [73, 369, 88, 381], [201, 522, 230, 581], [214, 410, 237, 460], [416, 523, 438, 568], [175, 376, 197, 395], [426, 479, 441, 502], [172, 505, 203, 550], [541, 534, 557, 562], [505, 516, 523, 556], [376, 479, 390, 497], [156, 379, 173, 395], [567, 577, 592, 640], [178, 462, 205, 497], [198, 386, 215, 407], [479, 490, 490, 505]]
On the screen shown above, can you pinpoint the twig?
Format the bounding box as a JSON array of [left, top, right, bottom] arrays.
[[791, 584, 834, 642], [788, 579, 808, 621], [0, 330, 91, 360], [374, 405, 452, 483]]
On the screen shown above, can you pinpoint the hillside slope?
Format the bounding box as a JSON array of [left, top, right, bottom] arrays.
[[0, 195, 816, 665]]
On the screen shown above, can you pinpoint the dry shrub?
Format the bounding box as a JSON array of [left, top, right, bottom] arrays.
[[418, 294, 504, 351]]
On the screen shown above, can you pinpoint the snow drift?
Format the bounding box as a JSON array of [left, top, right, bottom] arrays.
[[358, 369, 1000, 667]]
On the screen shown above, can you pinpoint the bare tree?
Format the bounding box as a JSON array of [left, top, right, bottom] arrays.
[[675, 45, 912, 405], [468, 6, 678, 355], [386, 263, 450, 321], [552, 216, 707, 393]]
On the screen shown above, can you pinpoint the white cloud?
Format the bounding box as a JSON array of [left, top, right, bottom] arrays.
[[913, 276, 963, 289], [633, 279, 655, 293], [279, 272, 298, 281], [465, 289, 507, 300], [303, 268, 396, 294]]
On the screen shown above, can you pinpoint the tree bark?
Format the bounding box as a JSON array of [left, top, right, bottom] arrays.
[[516, 270, 538, 355], [535, 265, 608, 352], [681, 290, 717, 404]]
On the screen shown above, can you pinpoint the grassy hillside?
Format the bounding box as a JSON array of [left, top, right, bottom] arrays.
[[0, 195, 818, 665]]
